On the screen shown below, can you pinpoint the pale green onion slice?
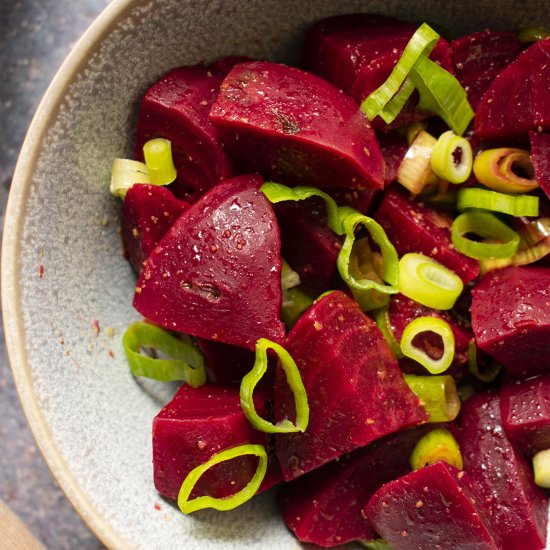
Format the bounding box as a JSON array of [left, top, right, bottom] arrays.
[[240, 339, 309, 433], [458, 188, 539, 217], [362, 540, 392, 550], [467, 341, 501, 383], [398, 253, 463, 310], [377, 77, 417, 124], [404, 374, 461, 422], [374, 305, 405, 359], [410, 428, 463, 470], [431, 131, 473, 183], [518, 26, 550, 43], [123, 322, 206, 386], [400, 316, 455, 374], [451, 211, 520, 260], [282, 287, 314, 328], [178, 444, 268, 513], [281, 260, 301, 294], [361, 23, 439, 120], [110, 159, 151, 198], [338, 212, 399, 295], [143, 138, 177, 186], [533, 449, 550, 488], [405, 120, 429, 145]]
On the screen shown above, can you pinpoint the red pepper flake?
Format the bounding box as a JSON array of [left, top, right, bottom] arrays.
[[91, 319, 100, 336], [154, 503, 161, 511], [108, 350, 115, 358], [38, 264, 44, 278]]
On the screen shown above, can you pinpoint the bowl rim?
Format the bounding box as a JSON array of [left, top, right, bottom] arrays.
[[1, 0, 138, 548]]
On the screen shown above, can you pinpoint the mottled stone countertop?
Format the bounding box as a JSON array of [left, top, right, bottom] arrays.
[[1, 1, 110, 548]]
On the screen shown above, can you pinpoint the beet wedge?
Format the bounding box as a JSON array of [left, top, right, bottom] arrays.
[[374, 186, 480, 283], [275, 291, 428, 481], [209, 61, 384, 191], [501, 374, 550, 456], [457, 391, 548, 550], [475, 37, 550, 141], [153, 384, 281, 501], [122, 184, 190, 274], [451, 30, 521, 110], [135, 65, 234, 202], [530, 130, 550, 200], [133, 174, 285, 350], [365, 462, 500, 550], [470, 266, 550, 377]]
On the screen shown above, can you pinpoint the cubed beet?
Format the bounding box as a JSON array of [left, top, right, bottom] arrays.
[[530, 130, 550, 201], [470, 266, 550, 377], [374, 186, 480, 283], [209, 61, 384, 190], [457, 391, 548, 550], [133, 174, 286, 350], [275, 291, 428, 480], [475, 37, 550, 141], [378, 131, 409, 185], [501, 374, 550, 456], [135, 65, 235, 202], [365, 462, 499, 550], [121, 184, 190, 274], [152, 384, 280, 500], [450, 30, 521, 110]]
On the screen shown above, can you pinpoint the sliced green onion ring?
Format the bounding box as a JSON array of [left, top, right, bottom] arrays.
[[431, 131, 473, 183], [404, 374, 461, 422], [240, 339, 309, 433], [473, 148, 538, 194], [451, 211, 520, 259], [377, 77, 417, 124], [123, 322, 206, 386], [374, 305, 405, 359], [143, 138, 177, 185], [282, 287, 314, 328], [518, 26, 550, 43], [405, 120, 429, 145], [110, 158, 151, 198], [400, 316, 455, 374], [410, 428, 463, 470], [467, 341, 501, 383], [533, 449, 550, 488], [458, 188, 539, 217], [178, 444, 268, 514], [398, 253, 464, 310], [338, 212, 399, 295]]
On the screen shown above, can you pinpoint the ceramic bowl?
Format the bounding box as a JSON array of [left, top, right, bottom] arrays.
[[2, 0, 549, 548]]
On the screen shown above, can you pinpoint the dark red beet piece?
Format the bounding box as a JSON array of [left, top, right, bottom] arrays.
[[475, 38, 550, 141], [208, 55, 252, 76], [133, 174, 285, 350], [530, 130, 550, 200], [457, 391, 548, 550], [501, 374, 550, 456], [326, 188, 379, 215], [470, 266, 550, 377], [274, 199, 343, 296], [378, 131, 409, 185], [209, 61, 384, 190], [152, 384, 280, 500], [278, 427, 429, 547], [451, 30, 521, 110], [197, 338, 255, 385], [275, 291, 428, 480], [389, 294, 472, 378], [366, 462, 499, 550], [121, 184, 190, 274], [374, 186, 480, 283], [135, 65, 234, 202]]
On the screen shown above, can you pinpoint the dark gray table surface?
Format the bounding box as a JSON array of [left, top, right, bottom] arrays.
[[1, 1, 111, 548]]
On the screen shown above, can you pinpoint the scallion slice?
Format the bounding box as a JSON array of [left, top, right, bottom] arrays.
[[398, 253, 464, 310], [400, 316, 455, 374], [431, 131, 473, 184], [467, 341, 501, 383], [533, 449, 550, 488], [405, 120, 429, 145], [518, 26, 550, 43], [457, 188, 539, 217], [410, 428, 463, 470], [282, 287, 314, 328], [178, 444, 268, 513], [240, 339, 309, 433], [374, 305, 405, 359], [362, 540, 392, 550], [123, 322, 206, 386], [110, 159, 151, 198], [377, 77, 417, 124], [404, 374, 461, 422], [397, 130, 439, 195], [451, 211, 520, 260], [143, 138, 177, 186]]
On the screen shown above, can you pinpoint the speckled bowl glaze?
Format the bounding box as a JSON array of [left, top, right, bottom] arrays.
[[2, 1, 549, 548]]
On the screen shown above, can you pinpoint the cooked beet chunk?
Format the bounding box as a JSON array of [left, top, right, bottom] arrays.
[[152, 384, 280, 500], [501, 374, 550, 456], [121, 184, 189, 274], [475, 38, 550, 141], [278, 427, 428, 547], [275, 291, 428, 480], [135, 65, 234, 202], [457, 392, 548, 550], [530, 130, 550, 200], [209, 61, 384, 190], [451, 30, 521, 110], [133, 174, 285, 350], [374, 186, 480, 283], [197, 338, 256, 385], [470, 266, 550, 377], [365, 462, 499, 550]]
